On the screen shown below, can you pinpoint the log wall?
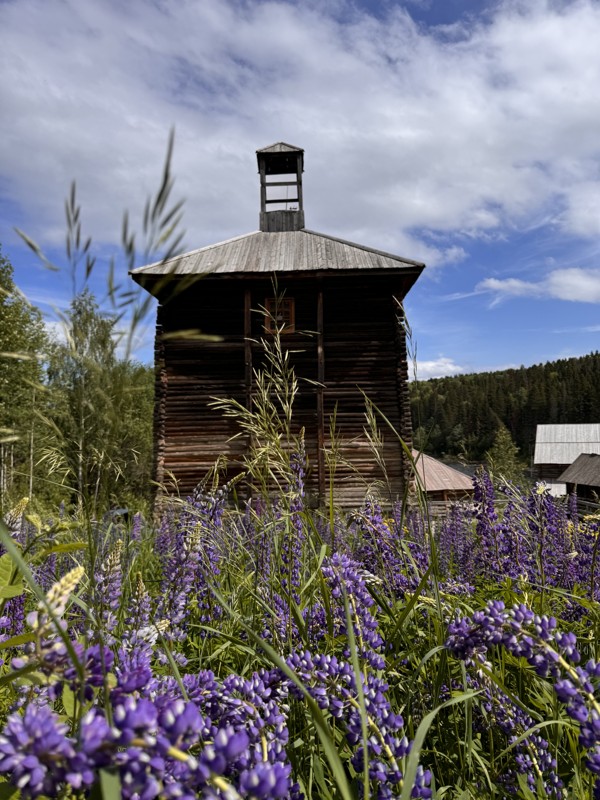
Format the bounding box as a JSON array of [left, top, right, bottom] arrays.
[[154, 275, 414, 505]]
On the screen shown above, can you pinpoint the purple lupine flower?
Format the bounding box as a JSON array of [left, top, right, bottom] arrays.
[[447, 600, 600, 795], [67, 708, 114, 787], [239, 761, 291, 798], [89, 540, 123, 643], [0, 703, 75, 798], [352, 497, 428, 597], [130, 512, 144, 542], [115, 646, 154, 694], [157, 523, 200, 643], [321, 553, 385, 668], [283, 444, 307, 598], [286, 648, 428, 797], [158, 699, 205, 750]]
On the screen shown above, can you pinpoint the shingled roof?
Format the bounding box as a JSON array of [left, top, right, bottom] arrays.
[[558, 453, 600, 488], [131, 229, 425, 280]]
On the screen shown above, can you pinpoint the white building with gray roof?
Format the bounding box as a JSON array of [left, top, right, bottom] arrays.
[[533, 423, 600, 495]]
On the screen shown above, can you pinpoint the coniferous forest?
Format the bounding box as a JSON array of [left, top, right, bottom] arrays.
[[410, 351, 600, 462]]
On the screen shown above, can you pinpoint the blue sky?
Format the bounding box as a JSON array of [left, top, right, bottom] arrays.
[[1, 0, 599, 377]]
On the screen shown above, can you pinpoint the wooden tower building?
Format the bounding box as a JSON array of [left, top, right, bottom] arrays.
[[131, 143, 425, 506]]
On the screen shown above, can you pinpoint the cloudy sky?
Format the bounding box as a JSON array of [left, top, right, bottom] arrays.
[[1, 0, 599, 377]]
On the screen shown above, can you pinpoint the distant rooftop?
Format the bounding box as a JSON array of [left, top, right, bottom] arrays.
[[533, 424, 600, 465], [558, 453, 600, 488], [412, 451, 473, 494]]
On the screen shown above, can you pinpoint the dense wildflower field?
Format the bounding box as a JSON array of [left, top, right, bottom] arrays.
[[1, 470, 600, 800]]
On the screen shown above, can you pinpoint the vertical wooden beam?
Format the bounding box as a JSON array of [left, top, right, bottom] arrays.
[[393, 297, 414, 494], [153, 304, 167, 503], [244, 288, 253, 412], [317, 281, 326, 502], [296, 153, 303, 213], [258, 162, 268, 231]]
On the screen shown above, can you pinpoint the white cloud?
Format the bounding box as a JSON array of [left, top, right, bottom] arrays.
[[2, 0, 600, 269], [477, 267, 600, 304], [546, 267, 600, 303], [414, 357, 466, 380], [44, 315, 155, 363]]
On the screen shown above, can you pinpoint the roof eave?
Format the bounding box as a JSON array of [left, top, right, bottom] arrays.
[[131, 264, 424, 296]]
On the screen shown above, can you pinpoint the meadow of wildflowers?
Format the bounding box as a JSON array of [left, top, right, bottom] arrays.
[[0, 466, 599, 800], [3, 146, 599, 798]]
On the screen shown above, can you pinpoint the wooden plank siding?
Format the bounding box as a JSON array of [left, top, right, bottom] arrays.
[[152, 276, 414, 504], [133, 144, 424, 506]]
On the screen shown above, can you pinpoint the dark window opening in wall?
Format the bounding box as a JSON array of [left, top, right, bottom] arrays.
[[265, 297, 295, 334]]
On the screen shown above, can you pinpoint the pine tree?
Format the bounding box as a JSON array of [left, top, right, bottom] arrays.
[[485, 424, 525, 485]]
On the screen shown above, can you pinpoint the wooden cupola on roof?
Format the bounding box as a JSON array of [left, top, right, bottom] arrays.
[[257, 142, 305, 232], [131, 142, 426, 506]]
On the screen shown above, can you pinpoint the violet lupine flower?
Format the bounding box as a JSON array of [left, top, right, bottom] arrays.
[[12, 611, 113, 703], [437, 503, 470, 579], [68, 708, 115, 787], [63, 643, 114, 699], [286, 649, 431, 798], [158, 699, 206, 751], [131, 666, 297, 797], [118, 573, 165, 692], [130, 511, 144, 542], [465, 671, 564, 797], [157, 524, 201, 644], [281, 444, 307, 598], [447, 599, 600, 795], [239, 761, 291, 798], [3, 595, 26, 637], [353, 498, 427, 597], [260, 589, 286, 645], [113, 695, 159, 747], [321, 553, 385, 669], [527, 485, 573, 590], [568, 491, 579, 527], [0, 703, 75, 798], [472, 468, 507, 581], [115, 646, 154, 695], [90, 539, 123, 643]]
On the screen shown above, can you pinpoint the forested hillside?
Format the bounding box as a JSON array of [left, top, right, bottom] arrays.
[[410, 351, 600, 463]]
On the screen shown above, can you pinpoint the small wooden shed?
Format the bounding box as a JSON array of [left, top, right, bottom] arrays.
[[131, 143, 424, 506], [534, 423, 600, 496], [558, 453, 600, 503], [412, 451, 474, 503]]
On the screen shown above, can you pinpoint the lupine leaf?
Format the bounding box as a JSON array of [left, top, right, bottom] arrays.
[[0, 583, 23, 600], [0, 781, 20, 799], [0, 554, 16, 591], [99, 769, 122, 800]]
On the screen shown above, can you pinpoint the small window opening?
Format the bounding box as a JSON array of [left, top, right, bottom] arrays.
[[265, 297, 295, 334]]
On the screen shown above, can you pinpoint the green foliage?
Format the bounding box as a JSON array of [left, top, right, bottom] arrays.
[[410, 351, 600, 461], [485, 423, 526, 485], [2, 130, 187, 514], [40, 290, 154, 511], [0, 249, 47, 510]]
